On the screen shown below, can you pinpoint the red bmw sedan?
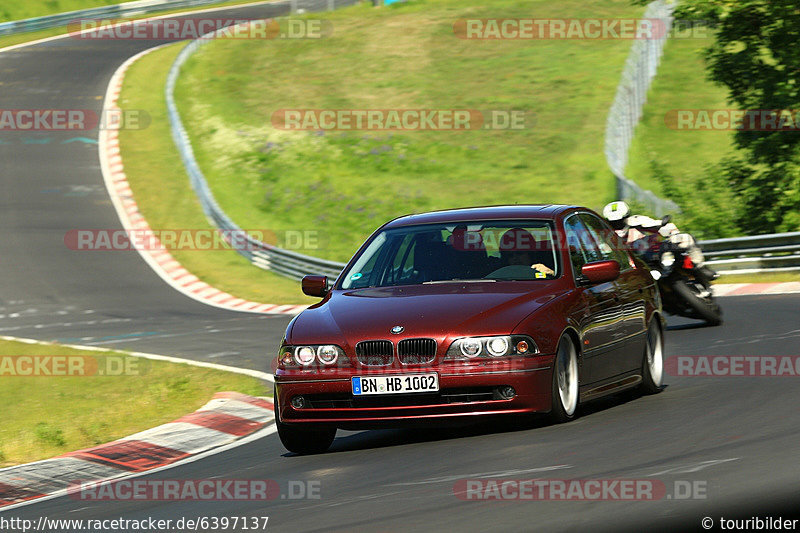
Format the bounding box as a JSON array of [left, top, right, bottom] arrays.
[[274, 205, 665, 454]]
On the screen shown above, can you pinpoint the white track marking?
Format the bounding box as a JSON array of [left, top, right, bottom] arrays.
[[0, 334, 274, 382], [392, 464, 573, 486], [649, 458, 740, 476]]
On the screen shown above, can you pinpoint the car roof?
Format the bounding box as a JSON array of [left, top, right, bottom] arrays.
[[382, 204, 583, 229]]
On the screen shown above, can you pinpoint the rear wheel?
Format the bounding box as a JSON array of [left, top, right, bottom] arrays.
[[549, 334, 579, 423], [673, 278, 722, 326], [640, 320, 664, 394]]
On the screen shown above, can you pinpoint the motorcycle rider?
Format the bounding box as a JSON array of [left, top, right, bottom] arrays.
[[602, 201, 717, 281]]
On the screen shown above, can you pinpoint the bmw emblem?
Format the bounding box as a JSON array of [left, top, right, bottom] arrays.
[[391, 325, 404, 334]]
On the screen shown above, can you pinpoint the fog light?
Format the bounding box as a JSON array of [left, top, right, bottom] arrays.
[[498, 386, 516, 400], [291, 396, 305, 409]]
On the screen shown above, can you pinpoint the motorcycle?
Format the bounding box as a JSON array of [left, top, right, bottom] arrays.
[[636, 216, 723, 326]]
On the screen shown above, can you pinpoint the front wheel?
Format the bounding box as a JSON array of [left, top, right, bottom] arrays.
[[549, 334, 579, 423], [276, 416, 336, 455], [640, 320, 664, 394], [673, 278, 722, 326]]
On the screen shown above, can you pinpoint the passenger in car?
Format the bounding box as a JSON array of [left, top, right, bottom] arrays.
[[447, 225, 494, 278]]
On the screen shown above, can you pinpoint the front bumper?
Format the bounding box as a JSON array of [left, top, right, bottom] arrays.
[[275, 356, 554, 428]]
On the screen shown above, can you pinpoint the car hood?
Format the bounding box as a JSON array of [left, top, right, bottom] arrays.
[[289, 282, 568, 347]]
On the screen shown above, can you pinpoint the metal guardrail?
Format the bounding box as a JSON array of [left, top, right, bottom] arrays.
[[604, 0, 680, 217], [165, 0, 355, 281], [699, 232, 800, 274], [0, 0, 248, 36]]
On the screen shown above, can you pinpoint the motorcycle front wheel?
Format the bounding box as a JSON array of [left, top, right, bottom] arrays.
[[672, 278, 723, 326]]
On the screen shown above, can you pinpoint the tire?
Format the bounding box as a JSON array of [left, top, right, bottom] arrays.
[[549, 334, 579, 423], [673, 279, 723, 326], [640, 320, 664, 394], [274, 386, 336, 454], [276, 416, 336, 455]]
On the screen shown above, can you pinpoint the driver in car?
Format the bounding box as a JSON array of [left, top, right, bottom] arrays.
[[500, 228, 556, 277]]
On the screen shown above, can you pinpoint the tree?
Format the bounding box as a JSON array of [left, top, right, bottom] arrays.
[[639, 0, 800, 232]]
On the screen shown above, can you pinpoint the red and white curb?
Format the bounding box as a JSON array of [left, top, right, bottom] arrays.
[[99, 46, 308, 316], [0, 392, 274, 509], [713, 282, 800, 297]]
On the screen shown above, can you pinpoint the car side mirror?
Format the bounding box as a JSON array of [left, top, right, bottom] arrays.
[[580, 260, 620, 284], [301, 275, 328, 297]]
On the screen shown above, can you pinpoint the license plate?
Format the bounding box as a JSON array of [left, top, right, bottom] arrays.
[[352, 373, 439, 396]]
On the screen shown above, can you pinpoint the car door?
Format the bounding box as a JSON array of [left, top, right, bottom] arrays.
[[580, 213, 648, 374], [563, 214, 625, 385]]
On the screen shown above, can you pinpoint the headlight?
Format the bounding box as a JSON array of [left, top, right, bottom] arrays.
[[460, 338, 482, 358], [486, 337, 509, 357], [294, 346, 315, 366], [661, 251, 675, 267], [317, 345, 339, 365], [280, 344, 347, 368], [446, 335, 537, 360]]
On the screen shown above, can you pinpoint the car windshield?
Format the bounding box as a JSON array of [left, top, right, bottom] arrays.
[[340, 220, 560, 289]]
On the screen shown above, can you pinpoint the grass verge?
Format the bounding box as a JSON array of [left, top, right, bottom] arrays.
[[118, 43, 314, 304], [0, 339, 269, 467], [175, 0, 646, 262], [715, 272, 800, 285]]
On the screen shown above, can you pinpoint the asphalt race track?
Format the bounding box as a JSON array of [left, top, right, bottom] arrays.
[[2, 2, 800, 531]]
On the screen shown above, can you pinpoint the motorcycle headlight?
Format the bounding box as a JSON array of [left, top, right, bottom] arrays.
[[661, 251, 675, 268]]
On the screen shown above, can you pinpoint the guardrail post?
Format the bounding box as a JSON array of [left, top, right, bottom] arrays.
[[328, 0, 335, 11], [291, 0, 298, 14]]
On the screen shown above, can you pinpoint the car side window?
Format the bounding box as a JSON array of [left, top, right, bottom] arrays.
[[579, 213, 632, 271], [563, 215, 600, 277]]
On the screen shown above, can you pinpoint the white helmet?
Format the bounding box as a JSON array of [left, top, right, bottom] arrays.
[[602, 201, 630, 230]]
